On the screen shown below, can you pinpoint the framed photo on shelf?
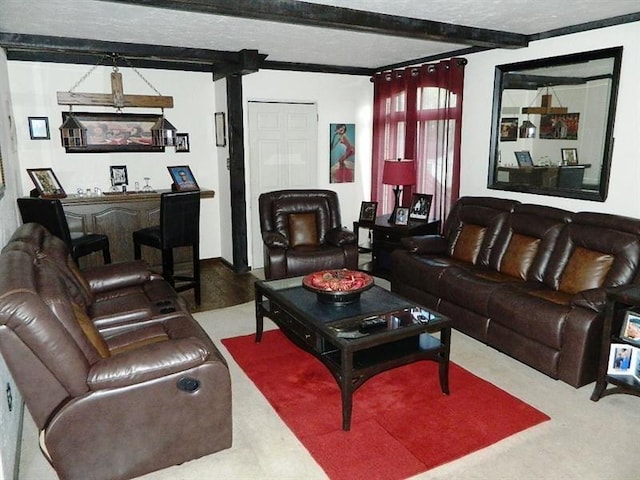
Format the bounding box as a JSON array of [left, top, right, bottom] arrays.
[[358, 201, 378, 224], [499, 117, 518, 142], [28, 117, 50, 140], [175, 133, 190, 153], [514, 150, 533, 167], [393, 207, 409, 226], [409, 193, 433, 222], [167, 165, 199, 191], [27, 168, 66, 198], [109, 165, 128, 186], [607, 343, 635, 376], [561, 148, 578, 165], [620, 310, 640, 346]]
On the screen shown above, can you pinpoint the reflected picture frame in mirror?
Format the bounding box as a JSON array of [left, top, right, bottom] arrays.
[[487, 47, 623, 201]]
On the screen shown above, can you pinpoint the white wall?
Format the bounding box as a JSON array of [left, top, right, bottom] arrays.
[[461, 22, 640, 217], [241, 70, 373, 267], [6, 62, 223, 258]]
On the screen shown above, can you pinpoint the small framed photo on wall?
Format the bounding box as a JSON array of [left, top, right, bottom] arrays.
[[28, 117, 50, 140]]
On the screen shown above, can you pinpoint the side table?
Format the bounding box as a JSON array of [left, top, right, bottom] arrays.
[[354, 215, 440, 279], [591, 284, 640, 401]]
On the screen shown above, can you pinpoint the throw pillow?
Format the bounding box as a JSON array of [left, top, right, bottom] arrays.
[[288, 212, 318, 247]]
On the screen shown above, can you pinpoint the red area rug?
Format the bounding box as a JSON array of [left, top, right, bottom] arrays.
[[222, 330, 549, 480]]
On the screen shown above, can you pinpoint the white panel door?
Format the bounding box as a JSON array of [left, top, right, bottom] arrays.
[[248, 101, 318, 269]]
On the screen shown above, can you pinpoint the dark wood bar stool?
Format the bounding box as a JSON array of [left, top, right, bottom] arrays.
[[132, 191, 201, 305], [17, 197, 111, 265]]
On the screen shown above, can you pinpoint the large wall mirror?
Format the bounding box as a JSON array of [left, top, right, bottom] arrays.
[[488, 47, 623, 201]]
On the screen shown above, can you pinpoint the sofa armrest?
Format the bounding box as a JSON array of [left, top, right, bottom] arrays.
[[326, 227, 356, 247], [262, 231, 289, 248], [400, 235, 448, 254], [83, 260, 152, 294], [571, 288, 608, 313], [87, 337, 210, 390]]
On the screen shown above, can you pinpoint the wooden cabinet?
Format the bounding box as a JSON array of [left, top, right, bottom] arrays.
[[57, 189, 214, 269], [591, 284, 640, 401], [354, 215, 440, 278]]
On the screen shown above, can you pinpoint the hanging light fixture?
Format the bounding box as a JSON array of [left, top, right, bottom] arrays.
[[151, 109, 178, 147], [59, 110, 87, 147], [519, 118, 537, 139], [57, 53, 177, 150]]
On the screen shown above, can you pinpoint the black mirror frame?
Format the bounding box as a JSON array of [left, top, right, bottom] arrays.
[[487, 47, 623, 202]]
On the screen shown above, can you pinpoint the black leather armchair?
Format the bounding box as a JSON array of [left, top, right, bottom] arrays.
[[259, 189, 358, 279]]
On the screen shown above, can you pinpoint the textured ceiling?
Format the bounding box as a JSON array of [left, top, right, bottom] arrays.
[[0, 0, 638, 70]]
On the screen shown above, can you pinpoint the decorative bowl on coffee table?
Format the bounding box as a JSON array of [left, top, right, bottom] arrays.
[[302, 269, 374, 306]]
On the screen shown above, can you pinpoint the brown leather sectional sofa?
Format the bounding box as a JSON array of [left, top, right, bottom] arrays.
[[0, 223, 232, 480], [391, 196, 640, 388]]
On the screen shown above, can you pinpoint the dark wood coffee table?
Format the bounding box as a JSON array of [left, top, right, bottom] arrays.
[[254, 276, 451, 430]]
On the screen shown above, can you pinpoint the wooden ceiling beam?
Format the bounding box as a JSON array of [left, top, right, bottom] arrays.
[[99, 0, 529, 49]]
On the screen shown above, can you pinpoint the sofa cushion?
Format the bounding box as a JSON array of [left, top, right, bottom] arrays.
[[288, 212, 318, 247], [451, 224, 486, 263], [499, 233, 541, 280], [73, 303, 110, 358], [558, 246, 614, 294]]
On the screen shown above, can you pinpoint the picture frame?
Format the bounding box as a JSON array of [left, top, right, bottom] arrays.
[[175, 133, 190, 153], [215, 112, 227, 147], [499, 117, 518, 142], [561, 148, 578, 165], [409, 193, 433, 222], [61, 112, 164, 153], [358, 201, 378, 224], [539, 113, 580, 140], [28, 117, 50, 140], [167, 165, 199, 191], [620, 310, 640, 347], [607, 343, 636, 376], [109, 165, 128, 186], [393, 207, 409, 226], [514, 150, 534, 167], [27, 168, 67, 198]]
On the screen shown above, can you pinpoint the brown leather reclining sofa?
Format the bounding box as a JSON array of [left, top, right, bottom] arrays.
[[0, 223, 232, 480], [392, 196, 640, 388]]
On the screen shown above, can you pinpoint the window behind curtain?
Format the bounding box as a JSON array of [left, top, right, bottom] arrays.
[[371, 59, 466, 224]]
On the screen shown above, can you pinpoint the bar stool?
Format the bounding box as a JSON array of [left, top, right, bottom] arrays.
[[132, 191, 201, 305], [17, 197, 111, 265]]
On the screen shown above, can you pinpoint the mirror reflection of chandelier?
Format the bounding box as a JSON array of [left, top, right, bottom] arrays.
[[57, 54, 177, 148]]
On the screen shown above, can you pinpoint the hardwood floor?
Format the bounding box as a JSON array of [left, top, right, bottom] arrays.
[[178, 259, 259, 312]]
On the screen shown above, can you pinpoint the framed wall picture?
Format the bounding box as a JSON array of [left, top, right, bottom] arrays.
[[514, 150, 534, 167], [620, 310, 640, 347], [409, 193, 433, 222], [215, 112, 227, 147], [393, 207, 409, 226], [27, 168, 66, 198], [61, 112, 163, 153], [561, 148, 578, 165], [329, 123, 355, 183], [110, 165, 128, 186], [28, 117, 50, 140], [358, 201, 378, 224], [176, 133, 190, 152], [499, 117, 518, 142], [167, 165, 199, 191]]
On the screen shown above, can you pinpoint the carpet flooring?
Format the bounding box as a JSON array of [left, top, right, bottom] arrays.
[[18, 300, 639, 480], [222, 329, 549, 480]]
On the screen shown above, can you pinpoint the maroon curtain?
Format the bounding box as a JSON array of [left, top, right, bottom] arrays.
[[371, 59, 466, 223]]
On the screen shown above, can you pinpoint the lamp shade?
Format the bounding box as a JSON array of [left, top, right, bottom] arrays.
[[382, 160, 416, 186]]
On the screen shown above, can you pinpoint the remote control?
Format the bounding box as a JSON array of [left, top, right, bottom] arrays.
[[359, 316, 387, 333]]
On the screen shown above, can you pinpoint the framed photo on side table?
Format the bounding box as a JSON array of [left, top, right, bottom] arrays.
[[27, 168, 66, 198], [393, 207, 409, 226], [514, 151, 534, 167], [561, 148, 578, 165], [167, 165, 199, 191], [620, 310, 640, 346], [409, 193, 433, 222], [110, 165, 128, 186], [358, 201, 378, 224]]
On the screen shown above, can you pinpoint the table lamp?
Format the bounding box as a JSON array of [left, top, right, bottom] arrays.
[[382, 159, 416, 223]]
